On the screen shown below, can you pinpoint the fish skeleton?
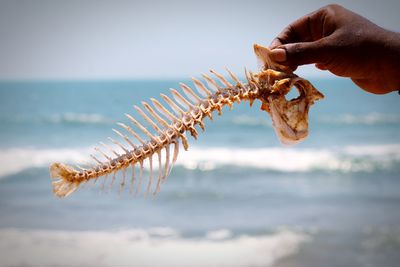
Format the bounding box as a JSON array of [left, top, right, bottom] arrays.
[[49, 44, 324, 198]]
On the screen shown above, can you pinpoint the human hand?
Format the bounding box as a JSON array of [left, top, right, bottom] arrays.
[[269, 4, 400, 94]]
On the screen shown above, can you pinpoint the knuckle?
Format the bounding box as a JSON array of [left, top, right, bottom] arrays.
[[273, 37, 284, 47], [324, 4, 341, 12], [286, 43, 304, 64], [291, 43, 304, 54], [321, 4, 342, 17]]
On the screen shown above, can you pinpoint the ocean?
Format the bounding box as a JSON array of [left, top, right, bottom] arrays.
[[0, 77, 399, 267]]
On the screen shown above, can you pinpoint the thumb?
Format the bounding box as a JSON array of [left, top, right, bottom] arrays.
[[271, 38, 332, 67]]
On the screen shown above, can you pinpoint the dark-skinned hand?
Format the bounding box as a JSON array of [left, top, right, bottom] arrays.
[[269, 4, 400, 94]]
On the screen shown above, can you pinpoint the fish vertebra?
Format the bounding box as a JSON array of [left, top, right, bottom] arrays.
[[50, 44, 324, 198]]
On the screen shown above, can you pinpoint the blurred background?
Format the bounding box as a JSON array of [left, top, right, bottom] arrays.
[[0, 1, 399, 266]]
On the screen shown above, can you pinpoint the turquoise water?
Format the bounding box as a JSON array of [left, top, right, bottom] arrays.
[[0, 78, 399, 266]]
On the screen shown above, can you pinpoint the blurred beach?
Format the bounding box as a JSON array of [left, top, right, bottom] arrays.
[[0, 78, 399, 266]]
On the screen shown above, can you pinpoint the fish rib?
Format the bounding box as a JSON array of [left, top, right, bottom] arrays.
[[142, 101, 170, 128], [134, 106, 163, 134], [129, 163, 136, 194], [180, 83, 202, 103], [108, 137, 129, 153], [118, 122, 145, 144], [210, 69, 233, 87], [163, 145, 171, 180], [192, 77, 212, 97], [145, 156, 153, 197], [112, 128, 136, 149], [49, 43, 324, 198], [136, 161, 144, 195], [202, 73, 222, 92], [154, 151, 163, 195], [161, 94, 185, 116], [170, 88, 194, 109], [151, 98, 178, 121]]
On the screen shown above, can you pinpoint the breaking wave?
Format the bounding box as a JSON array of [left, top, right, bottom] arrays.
[[1, 144, 399, 178], [0, 227, 309, 267], [179, 145, 400, 172], [0, 147, 93, 178]]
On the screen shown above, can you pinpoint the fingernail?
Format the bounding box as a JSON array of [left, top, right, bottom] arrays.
[[269, 39, 280, 49], [270, 48, 286, 62], [315, 63, 328, 71]]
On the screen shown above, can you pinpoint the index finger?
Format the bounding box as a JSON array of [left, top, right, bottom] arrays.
[[270, 7, 328, 48]]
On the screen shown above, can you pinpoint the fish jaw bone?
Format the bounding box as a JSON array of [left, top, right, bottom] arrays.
[[255, 67, 324, 145]]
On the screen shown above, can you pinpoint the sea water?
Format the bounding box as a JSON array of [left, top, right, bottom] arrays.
[[0, 78, 399, 267]]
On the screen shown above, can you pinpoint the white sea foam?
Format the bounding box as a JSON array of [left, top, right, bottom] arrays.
[[343, 144, 400, 156], [181, 147, 337, 172], [47, 112, 111, 124], [179, 145, 400, 172], [0, 228, 309, 267], [0, 147, 93, 178], [1, 144, 399, 178], [205, 229, 233, 240]]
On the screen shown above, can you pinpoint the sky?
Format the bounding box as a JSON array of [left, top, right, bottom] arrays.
[[0, 0, 399, 80]]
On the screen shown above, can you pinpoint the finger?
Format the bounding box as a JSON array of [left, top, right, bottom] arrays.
[[269, 48, 286, 62], [270, 38, 283, 49], [270, 6, 330, 49], [351, 78, 393, 95], [315, 63, 328, 70], [278, 37, 333, 66]]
